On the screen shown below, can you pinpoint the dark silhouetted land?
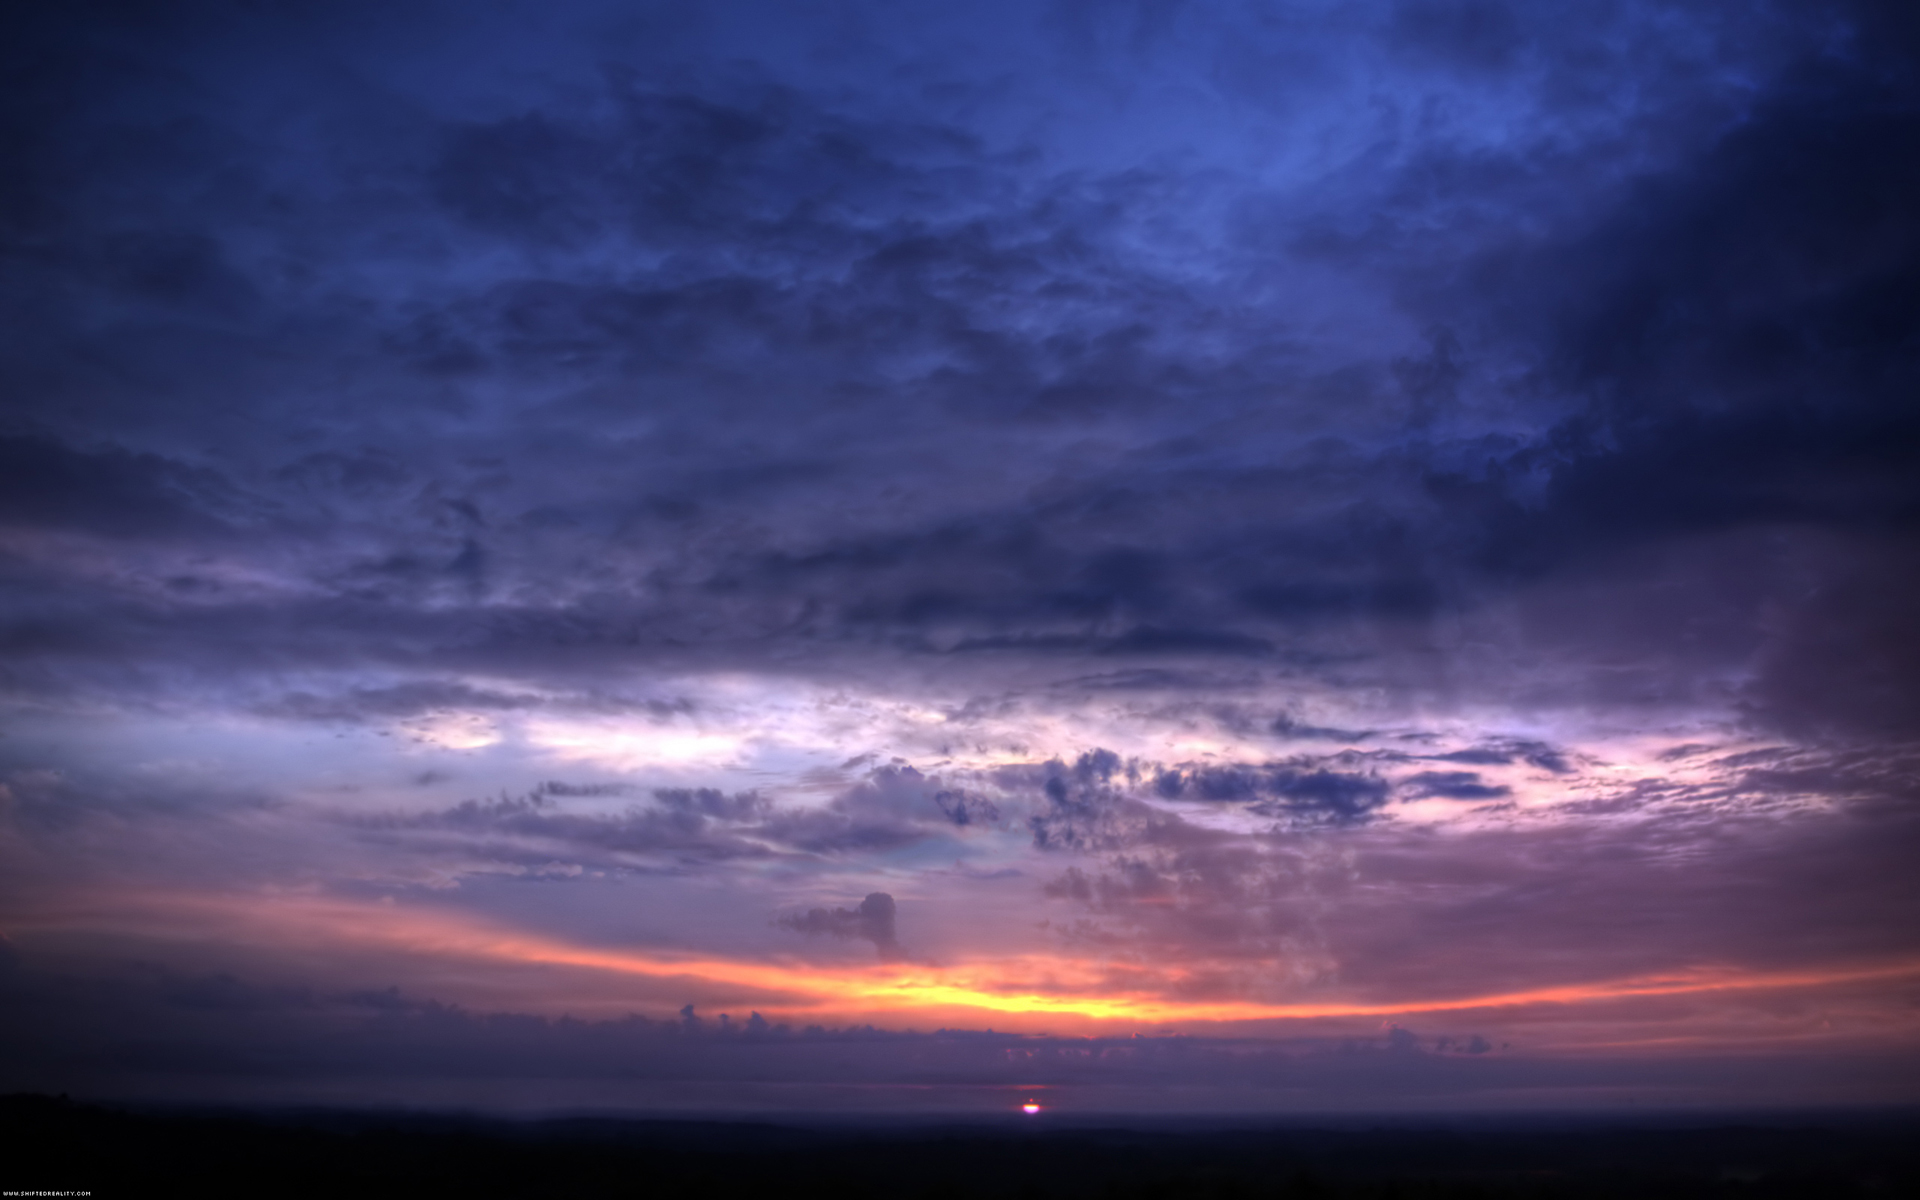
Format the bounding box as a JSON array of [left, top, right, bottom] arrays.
[[4, 1095, 1917, 1198]]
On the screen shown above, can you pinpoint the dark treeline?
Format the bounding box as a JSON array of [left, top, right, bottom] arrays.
[[4, 1095, 1917, 1198]]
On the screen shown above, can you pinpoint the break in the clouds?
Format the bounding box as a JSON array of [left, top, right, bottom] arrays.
[[2, 0, 1917, 1113]]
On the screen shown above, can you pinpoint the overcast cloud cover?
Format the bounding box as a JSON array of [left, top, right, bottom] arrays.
[[1, 0, 1917, 1114]]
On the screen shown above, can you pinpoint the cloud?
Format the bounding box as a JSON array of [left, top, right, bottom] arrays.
[[1399, 771, 1509, 800], [264, 682, 543, 723], [1430, 742, 1570, 773], [932, 788, 999, 827], [340, 762, 996, 877], [0, 436, 240, 541], [356, 785, 783, 868], [776, 892, 906, 962], [1148, 760, 1395, 825], [0, 2, 1902, 735], [1022, 751, 1176, 853]]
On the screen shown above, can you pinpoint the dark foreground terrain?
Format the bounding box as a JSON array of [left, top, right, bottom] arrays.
[[3, 1095, 1915, 1199]]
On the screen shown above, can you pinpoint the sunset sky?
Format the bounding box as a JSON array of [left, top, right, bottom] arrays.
[[2, 0, 1917, 1114]]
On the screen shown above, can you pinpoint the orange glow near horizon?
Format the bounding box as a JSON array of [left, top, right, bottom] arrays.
[[15, 888, 1920, 1035]]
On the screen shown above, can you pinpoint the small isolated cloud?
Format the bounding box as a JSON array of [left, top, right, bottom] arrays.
[[1401, 770, 1512, 800], [777, 892, 906, 962]]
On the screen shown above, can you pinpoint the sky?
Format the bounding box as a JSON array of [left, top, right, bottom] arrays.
[[1, 0, 1917, 1116]]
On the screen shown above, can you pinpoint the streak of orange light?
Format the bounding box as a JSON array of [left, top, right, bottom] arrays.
[[19, 889, 1920, 1027]]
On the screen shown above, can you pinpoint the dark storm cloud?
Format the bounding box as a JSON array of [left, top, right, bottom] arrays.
[[0, 60, 1423, 691], [0, 0, 1907, 733], [1366, 0, 1920, 735]]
